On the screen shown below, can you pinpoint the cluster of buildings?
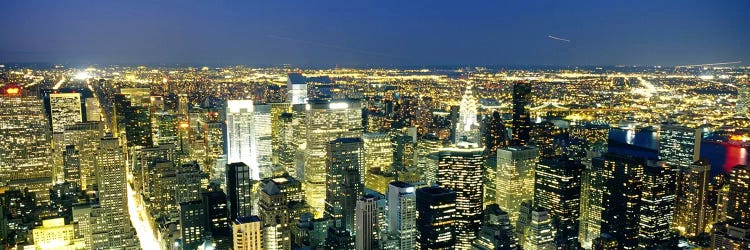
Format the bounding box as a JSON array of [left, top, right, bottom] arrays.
[[0, 65, 750, 250]]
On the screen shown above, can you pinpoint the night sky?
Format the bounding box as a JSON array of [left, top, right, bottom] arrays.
[[2, 0, 749, 67]]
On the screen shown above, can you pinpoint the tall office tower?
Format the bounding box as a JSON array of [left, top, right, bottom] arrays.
[[0, 88, 51, 187], [638, 162, 677, 249], [233, 216, 263, 250], [523, 207, 555, 250], [305, 99, 362, 218], [125, 105, 153, 147], [437, 143, 484, 249], [417, 136, 442, 186], [202, 191, 231, 247], [72, 204, 93, 249], [495, 146, 538, 224], [180, 200, 207, 250], [388, 181, 417, 250], [227, 100, 259, 179], [270, 103, 291, 153], [204, 121, 225, 172], [674, 160, 711, 237], [726, 164, 750, 223], [325, 138, 364, 234], [658, 124, 700, 171], [92, 135, 139, 248], [578, 150, 604, 248], [483, 111, 508, 157], [254, 104, 274, 178], [363, 132, 393, 176], [259, 176, 304, 250], [736, 80, 749, 117], [511, 82, 532, 146], [472, 204, 519, 250], [393, 129, 418, 172], [63, 145, 82, 186], [154, 111, 179, 146], [595, 153, 645, 250], [416, 186, 457, 250], [515, 201, 533, 245], [62, 122, 102, 189], [278, 113, 297, 176], [356, 194, 381, 250], [32, 218, 80, 249], [178, 93, 189, 117], [533, 156, 582, 248], [85, 97, 101, 122], [150, 159, 177, 218], [455, 84, 479, 144], [176, 161, 205, 204], [50, 93, 83, 133], [227, 162, 253, 221], [287, 73, 308, 104]]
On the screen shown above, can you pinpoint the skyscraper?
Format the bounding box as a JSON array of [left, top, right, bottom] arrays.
[[471, 204, 519, 250], [227, 100, 259, 179], [363, 132, 394, 179], [416, 186, 457, 250], [674, 160, 711, 238], [201, 191, 231, 248], [180, 200, 207, 250], [287, 73, 308, 105], [259, 175, 304, 250], [175, 161, 205, 204], [483, 111, 508, 157], [533, 156, 582, 248], [596, 153, 645, 250], [356, 194, 381, 250], [63, 145, 82, 186], [387, 181, 417, 250], [254, 104, 274, 178], [638, 161, 677, 249], [325, 137, 364, 232], [455, 84, 479, 144], [726, 164, 750, 223], [437, 143, 484, 249], [50, 93, 83, 133], [0, 88, 51, 192], [92, 135, 139, 248], [523, 207, 554, 250], [511, 82, 531, 146], [495, 146, 538, 224], [233, 216, 263, 250], [304, 99, 362, 218], [227, 162, 253, 221]]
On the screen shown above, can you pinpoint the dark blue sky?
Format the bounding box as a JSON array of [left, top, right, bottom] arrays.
[[2, 0, 749, 67]]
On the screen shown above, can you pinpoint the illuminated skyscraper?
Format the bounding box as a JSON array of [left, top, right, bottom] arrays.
[[483, 111, 508, 157], [438, 143, 484, 249], [92, 135, 139, 248], [455, 84, 479, 144], [523, 207, 554, 250], [578, 151, 604, 248], [726, 164, 750, 223], [363, 132, 394, 181], [50, 93, 83, 133], [356, 194, 381, 250], [511, 82, 532, 146], [495, 146, 538, 224], [638, 162, 677, 249], [674, 160, 711, 237], [416, 186, 457, 250], [278, 113, 297, 177], [659, 125, 701, 170], [288, 73, 308, 104], [233, 216, 263, 250], [387, 181, 417, 250], [259, 175, 304, 250], [180, 200, 207, 250], [227, 162, 253, 221], [175, 161, 205, 204], [596, 153, 645, 250], [63, 145, 82, 186], [325, 138, 364, 232], [471, 204, 519, 250], [533, 156, 582, 248], [305, 99, 362, 218], [227, 100, 259, 179], [736, 80, 749, 117], [254, 104, 274, 178], [0, 88, 52, 190], [62, 122, 102, 189]]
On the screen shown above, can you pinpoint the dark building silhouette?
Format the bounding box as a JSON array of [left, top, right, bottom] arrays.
[[511, 82, 531, 146], [226, 162, 253, 221], [416, 186, 457, 249]]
